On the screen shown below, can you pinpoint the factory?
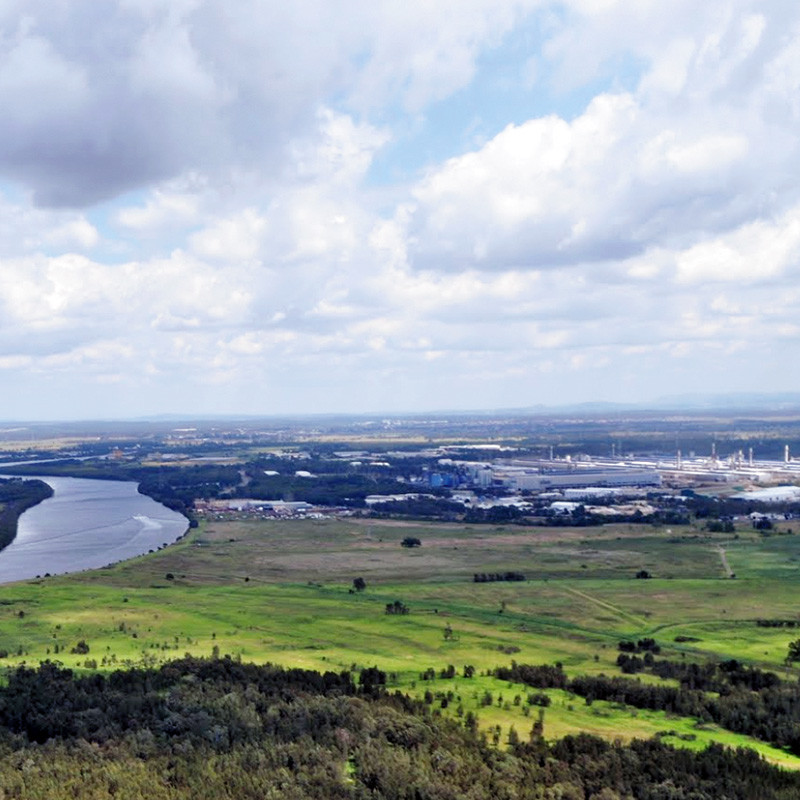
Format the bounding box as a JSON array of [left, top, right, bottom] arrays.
[[462, 460, 661, 491], [493, 466, 662, 491], [462, 442, 800, 494]]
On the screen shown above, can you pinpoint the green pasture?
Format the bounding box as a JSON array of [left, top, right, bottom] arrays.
[[1, 516, 800, 766]]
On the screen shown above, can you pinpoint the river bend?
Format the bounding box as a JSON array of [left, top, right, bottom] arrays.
[[0, 476, 188, 584]]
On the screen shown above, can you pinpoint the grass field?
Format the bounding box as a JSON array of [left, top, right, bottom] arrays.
[[1, 515, 800, 766]]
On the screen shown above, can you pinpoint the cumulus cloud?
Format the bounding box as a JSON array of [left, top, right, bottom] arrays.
[[0, 0, 532, 207], [675, 208, 800, 284], [405, 68, 791, 273], [0, 0, 798, 417]]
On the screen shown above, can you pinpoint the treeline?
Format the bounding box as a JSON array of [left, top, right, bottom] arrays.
[[618, 637, 660, 654], [369, 496, 465, 518], [6, 461, 412, 511], [496, 659, 800, 754], [137, 464, 241, 519], [494, 662, 569, 689], [370, 498, 538, 524], [0, 658, 800, 798], [473, 571, 526, 583], [244, 472, 412, 508], [463, 504, 528, 523], [615, 655, 781, 693], [0, 478, 53, 551], [0, 657, 357, 744], [683, 492, 800, 520], [245, 452, 442, 483], [3, 461, 239, 519], [757, 619, 800, 628]]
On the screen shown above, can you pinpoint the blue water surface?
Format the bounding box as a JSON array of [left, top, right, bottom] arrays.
[[0, 476, 187, 583]]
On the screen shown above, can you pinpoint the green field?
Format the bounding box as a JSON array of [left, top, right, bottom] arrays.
[[2, 516, 800, 766]]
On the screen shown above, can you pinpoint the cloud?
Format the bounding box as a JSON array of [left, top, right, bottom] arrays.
[[408, 90, 759, 271], [675, 208, 800, 284], [43, 218, 99, 250], [115, 187, 202, 233], [0, 0, 533, 207], [401, 5, 800, 278], [189, 209, 266, 263], [0, 1, 798, 417]]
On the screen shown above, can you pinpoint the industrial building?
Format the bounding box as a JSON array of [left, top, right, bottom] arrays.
[[492, 467, 662, 491]]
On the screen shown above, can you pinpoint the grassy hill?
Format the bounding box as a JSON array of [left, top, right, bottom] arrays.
[[1, 515, 800, 766]]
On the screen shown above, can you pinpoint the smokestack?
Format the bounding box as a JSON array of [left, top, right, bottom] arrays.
[[785, 445, 790, 463], [749, 447, 753, 467]]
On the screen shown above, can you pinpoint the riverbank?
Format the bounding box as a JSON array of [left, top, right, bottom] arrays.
[[2, 461, 199, 527], [0, 476, 188, 584], [0, 478, 53, 550]]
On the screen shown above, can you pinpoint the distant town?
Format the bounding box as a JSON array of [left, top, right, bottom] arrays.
[[4, 409, 800, 530]]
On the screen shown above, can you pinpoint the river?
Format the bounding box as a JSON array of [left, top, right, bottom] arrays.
[[0, 476, 188, 584]]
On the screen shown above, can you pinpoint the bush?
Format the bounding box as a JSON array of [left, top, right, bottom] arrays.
[[385, 600, 409, 615]]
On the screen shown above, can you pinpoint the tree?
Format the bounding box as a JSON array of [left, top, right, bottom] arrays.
[[787, 639, 800, 663]]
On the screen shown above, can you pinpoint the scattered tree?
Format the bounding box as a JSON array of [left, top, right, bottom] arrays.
[[385, 600, 409, 615], [787, 639, 800, 663]]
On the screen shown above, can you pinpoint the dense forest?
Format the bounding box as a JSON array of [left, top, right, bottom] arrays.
[[0, 478, 53, 551], [3, 461, 412, 514], [494, 659, 800, 755], [0, 657, 798, 798]]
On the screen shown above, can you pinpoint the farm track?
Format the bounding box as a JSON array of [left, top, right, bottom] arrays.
[[716, 545, 734, 578], [561, 585, 648, 629]]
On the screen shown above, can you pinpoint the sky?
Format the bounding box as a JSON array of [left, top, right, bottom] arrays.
[[0, 1, 799, 419]]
